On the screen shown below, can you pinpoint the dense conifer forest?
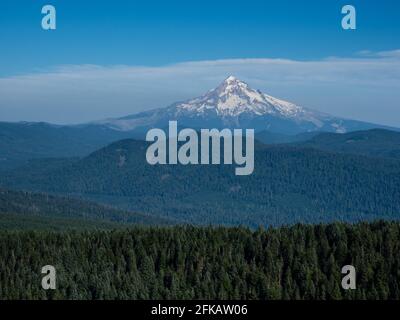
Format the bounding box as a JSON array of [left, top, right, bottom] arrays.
[[1, 221, 399, 300], [1, 130, 400, 300], [0, 188, 172, 230], [2, 139, 400, 227]]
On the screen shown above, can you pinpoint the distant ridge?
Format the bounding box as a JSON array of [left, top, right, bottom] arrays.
[[293, 128, 400, 159], [0, 188, 172, 230], [97, 76, 399, 134]]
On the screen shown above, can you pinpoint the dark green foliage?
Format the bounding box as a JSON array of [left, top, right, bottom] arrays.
[[294, 129, 400, 159], [0, 213, 123, 231], [0, 221, 399, 300], [3, 139, 400, 227], [255, 130, 319, 144], [0, 122, 139, 170], [0, 188, 172, 230]]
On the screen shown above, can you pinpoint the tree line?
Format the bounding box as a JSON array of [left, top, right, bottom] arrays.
[[0, 221, 399, 300]]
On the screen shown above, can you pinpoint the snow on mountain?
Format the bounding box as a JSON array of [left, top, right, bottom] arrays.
[[176, 75, 302, 117], [96, 76, 393, 135]]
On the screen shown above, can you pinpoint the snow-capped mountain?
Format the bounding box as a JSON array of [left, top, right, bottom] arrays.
[[97, 76, 393, 135], [175, 75, 303, 117]]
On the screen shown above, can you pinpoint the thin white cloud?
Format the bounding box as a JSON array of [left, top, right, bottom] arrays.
[[0, 50, 399, 127], [357, 49, 400, 58]]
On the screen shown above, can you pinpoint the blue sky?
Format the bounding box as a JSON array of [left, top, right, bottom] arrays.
[[0, 0, 399, 126]]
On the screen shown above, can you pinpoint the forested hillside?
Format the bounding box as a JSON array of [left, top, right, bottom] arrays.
[[1, 221, 399, 300], [0, 188, 171, 230], [2, 138, 400, 227], [294, 129, 400, 159], [255, 130, 319, 144], [0, 122, 139, 170]]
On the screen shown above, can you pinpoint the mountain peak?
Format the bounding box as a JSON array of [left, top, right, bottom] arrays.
[[175, 76, 304, 118], [222, 75, 243, 84], [225, 75, 237, 81], [225, 75, 238, 82], [97, 76, 390, 134], [218, 76, 249, 92]]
